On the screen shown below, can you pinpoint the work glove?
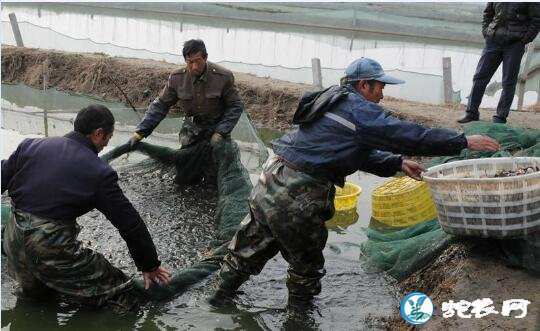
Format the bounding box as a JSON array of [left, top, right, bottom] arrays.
[[210, 132, 224, 146], [128, 132, 143, 150]]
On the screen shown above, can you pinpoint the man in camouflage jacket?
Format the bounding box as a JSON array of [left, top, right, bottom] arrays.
[[128, 39, 244, 185]]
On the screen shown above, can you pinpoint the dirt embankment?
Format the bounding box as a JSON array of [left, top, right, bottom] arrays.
[[1, 46, 307, 131], [3, 46, 540, 330], [383, 241, 540, 330], [3, 46, 539, 134]]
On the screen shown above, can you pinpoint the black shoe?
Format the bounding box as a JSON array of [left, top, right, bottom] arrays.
[[457, 114, 479, 124], [492, 116, 507, 124]]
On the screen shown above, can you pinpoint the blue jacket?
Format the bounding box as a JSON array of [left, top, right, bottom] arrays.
[[272, 85, 467, 186], [1, 131, 160, 272]]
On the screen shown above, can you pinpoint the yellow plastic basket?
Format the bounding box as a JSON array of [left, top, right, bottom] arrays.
[[326, 209, 359, 229], [334, 182, 362, 211], [372, 176, 437, 227]]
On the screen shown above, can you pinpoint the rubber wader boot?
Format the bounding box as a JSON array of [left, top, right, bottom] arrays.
[[287, 294, 315, 313], [207, 275, 246, 308], [284, 295, 318, 329], [104, 290, 143, 315]]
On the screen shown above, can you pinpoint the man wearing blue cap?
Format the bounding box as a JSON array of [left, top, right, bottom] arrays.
[[208, 57, 500, 312]]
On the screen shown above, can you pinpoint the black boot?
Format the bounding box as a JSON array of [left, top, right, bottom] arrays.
[[207, 288, 236, 307], [283, 295, 318, 330], [287, 295, 315, 312], [207, 273, 247, 308], [14, 286, 55, 302]]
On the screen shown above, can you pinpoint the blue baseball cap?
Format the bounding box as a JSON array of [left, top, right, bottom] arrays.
[[344, 57, 405, 84]]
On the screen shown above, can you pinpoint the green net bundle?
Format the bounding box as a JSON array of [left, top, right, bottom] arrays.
[[100, 139, 254, 300]]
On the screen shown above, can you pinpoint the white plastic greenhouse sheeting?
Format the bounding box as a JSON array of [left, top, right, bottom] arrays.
[[1, 5, 538, 107]]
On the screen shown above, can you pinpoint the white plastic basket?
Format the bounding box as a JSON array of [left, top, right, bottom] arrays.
[[423, 157, 540, 238]]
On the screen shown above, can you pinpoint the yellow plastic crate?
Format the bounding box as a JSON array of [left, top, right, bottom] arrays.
[[372, 194, 433, 210], [372, 177, 436, 227], [334, 182, 362, 211], [373, 204, 437, 227]]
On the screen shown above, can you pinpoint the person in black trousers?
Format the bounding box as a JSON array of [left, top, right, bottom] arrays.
[[458, 2, 540, 124]]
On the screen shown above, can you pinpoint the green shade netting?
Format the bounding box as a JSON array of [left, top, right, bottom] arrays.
[[1, 201, 10, 255], [1, 202, 10, 224], [361, 218, 454, 280], [428, 122, 540, 166], [361, 121, 540, 281]]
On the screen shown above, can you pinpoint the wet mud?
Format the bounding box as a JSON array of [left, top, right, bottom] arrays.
[[383, 241, 540, 330], [77, 158, 218, 275]]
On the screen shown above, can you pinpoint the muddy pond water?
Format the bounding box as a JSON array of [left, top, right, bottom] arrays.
[[1, 84, 401, 330]]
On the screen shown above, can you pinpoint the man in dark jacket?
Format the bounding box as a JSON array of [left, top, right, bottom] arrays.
[[208, 57, 500, 311], [458, 2, 540, 124], [1, 105, 171, 310], [128, 39, 244, 185]]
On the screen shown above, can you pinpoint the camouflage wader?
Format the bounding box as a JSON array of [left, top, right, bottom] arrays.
[[174, 117, 219, 185], [3, 208, 138, 310], [219, 155, 336, 299]]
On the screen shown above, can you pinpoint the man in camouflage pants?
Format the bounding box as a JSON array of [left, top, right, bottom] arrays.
[[3, 210, 134, 307], [2, 105, 171, 310], [216, 155, 335, 306], [208, 57, 500, 311]]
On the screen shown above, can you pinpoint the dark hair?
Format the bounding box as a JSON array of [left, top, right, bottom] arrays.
[[366, 79, 378, 90], [182, 39, 207, 59], [348, 79, 377, 90], [74, 104, 115, 135]]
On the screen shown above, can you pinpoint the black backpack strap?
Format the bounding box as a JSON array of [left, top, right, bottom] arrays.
[[292, 85, 348, 124]]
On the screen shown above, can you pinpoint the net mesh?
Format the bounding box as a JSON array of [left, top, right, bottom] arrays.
[[97, 114, 266, 299], [100, 139, 254, 300]]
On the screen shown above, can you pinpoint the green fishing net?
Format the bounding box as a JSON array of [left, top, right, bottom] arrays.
[[100, 138, 255, 300]]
